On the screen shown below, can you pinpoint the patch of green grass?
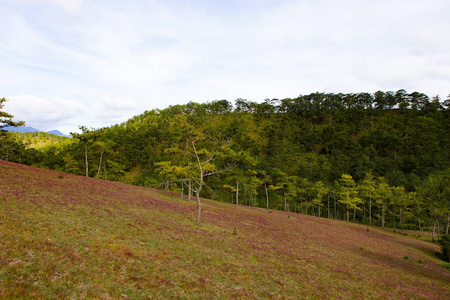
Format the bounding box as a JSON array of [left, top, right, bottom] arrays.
[[439, 262, 450, 270]]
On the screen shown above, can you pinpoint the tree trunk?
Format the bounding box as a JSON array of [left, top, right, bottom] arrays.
[[180, 180, 184, 200], [327, 192, 330, 219], [378, 203, 380, 226], [85, 144, 89, 177], [236, 181, 239, 207], [265, 184, 269, 209], [311, 197, 315, 216], [96, 151, 104, 179], [382, 205, 385, 228], [400, 208, 403, 233], [196, 173, 204, 223], [437, 219, 441, 239], [196, 173, 203, 224], [432, 220, 436, 242], [393, 212, 396, 232], [346, 205, 350, 223], [188, 179, 192, 201], [362, 199, 366, 224], [196, 189, 202, 224], [243, 185, 247, 206], [334, 192, 337, 220], [346, 187, 349, 223], [103, 156, 107, 180], [192, 140, 204, 224], [446, 215, 449, 235], [305, 196, 308, 215], [369, 196, 372, 226]]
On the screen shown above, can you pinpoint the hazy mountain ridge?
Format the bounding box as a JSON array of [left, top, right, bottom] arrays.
[[2, 126, 69, 137]]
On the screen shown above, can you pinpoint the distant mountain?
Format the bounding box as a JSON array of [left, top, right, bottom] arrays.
[[2, 126, 40, 133], [46, 130, 69, 137], [2, 126, 69, 137]]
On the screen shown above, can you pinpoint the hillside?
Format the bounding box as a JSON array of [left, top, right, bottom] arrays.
[[2, 126, 40, 133], [6, 131, 72, 152], [5, 94, 450, 236], [3, 126, 69, 137], [1, 160, 449, 299]]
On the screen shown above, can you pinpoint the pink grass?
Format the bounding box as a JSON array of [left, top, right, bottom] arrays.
[[1, 160, 449, 299]]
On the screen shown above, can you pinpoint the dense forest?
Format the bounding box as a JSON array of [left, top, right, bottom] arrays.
[[1, 91, 450, 238]]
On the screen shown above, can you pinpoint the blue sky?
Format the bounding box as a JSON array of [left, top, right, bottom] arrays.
[[1, 0, 449, 134]]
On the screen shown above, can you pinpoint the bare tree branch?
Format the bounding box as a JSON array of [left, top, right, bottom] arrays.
[[204, 165, 237, 177]]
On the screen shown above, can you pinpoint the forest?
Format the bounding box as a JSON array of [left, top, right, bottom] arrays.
[[1, 91, 450, 239]]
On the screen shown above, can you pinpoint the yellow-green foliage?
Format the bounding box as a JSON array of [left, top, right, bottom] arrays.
[[12, 132, 72, 149]]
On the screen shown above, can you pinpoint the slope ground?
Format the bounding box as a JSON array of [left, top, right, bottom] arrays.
[[1, 160, 449, 299]]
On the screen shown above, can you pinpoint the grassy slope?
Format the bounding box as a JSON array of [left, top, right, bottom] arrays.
[[12, 132, 71, 149], [1, 160, 449, 299]]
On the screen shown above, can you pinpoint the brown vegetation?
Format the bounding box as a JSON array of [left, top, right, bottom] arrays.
[[1, 160, 449, 299]]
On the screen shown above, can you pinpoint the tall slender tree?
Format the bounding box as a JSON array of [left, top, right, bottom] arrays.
[[338, 174, 362, 223], [358, 171, 376, 225]]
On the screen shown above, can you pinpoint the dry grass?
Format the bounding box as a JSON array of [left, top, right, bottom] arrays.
[[1, 160, 449, 299]]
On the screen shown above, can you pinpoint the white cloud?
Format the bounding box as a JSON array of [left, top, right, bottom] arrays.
[[6, 94, 144, 134], [52, 0, 82, 13], [6, 94, 86, 133], [1, 0, 449, 133], [10, 0, 83, 13]]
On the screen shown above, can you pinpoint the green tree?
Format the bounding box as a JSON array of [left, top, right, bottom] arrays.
[[245, 170, 263, 207], [338, 174, 362, 223], [93, 139, 115, 179], [71, 126, 101, 177], [279, 175, 298, 212], [358, 171, 376, 225], [63, 153, 80, 174], [258, 170, 273, 209], [154, 161, 185, 191], [0, 97, 25, 161], [311, 181, 328, 218], [190, 136, 235, 223], [390, 186, 407, 232], [221, 152, 257, 207], [419, 169, 450, 240], [0, 97, 25, 130], [374, 179, 392, 228], [176, 116, 237, 223]]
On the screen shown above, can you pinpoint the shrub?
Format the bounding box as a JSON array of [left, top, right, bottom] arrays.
[[439, 235, 450, 262]]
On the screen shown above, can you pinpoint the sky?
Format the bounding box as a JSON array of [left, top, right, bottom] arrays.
[[1, 0, 449, 134]]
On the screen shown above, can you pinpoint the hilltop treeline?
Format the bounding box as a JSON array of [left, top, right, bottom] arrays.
[[2, 90, 450, 237]]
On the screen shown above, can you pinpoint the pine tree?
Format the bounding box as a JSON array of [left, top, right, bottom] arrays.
[[338, 174, 362, 223]]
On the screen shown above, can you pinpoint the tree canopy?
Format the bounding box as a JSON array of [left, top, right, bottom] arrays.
[[3, 91, 450, 233]]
